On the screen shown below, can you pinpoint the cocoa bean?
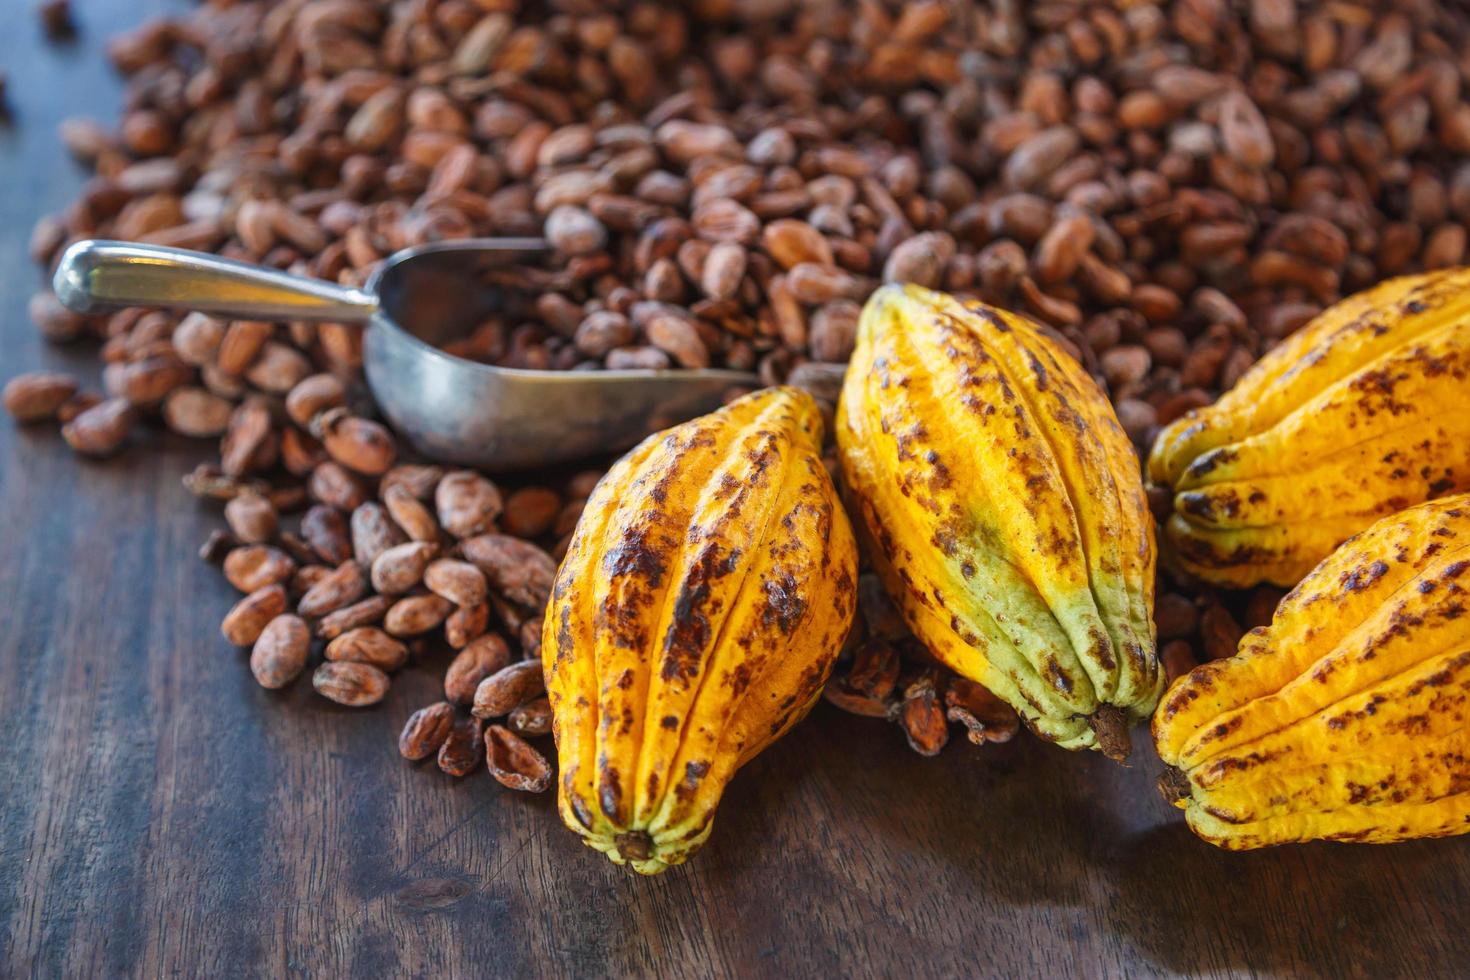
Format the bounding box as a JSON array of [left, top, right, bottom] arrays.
[[384, 593, 454, 637], [399, 702, 456, 761], [315, 594, 394, 641], [325, 627, 408, 673], [383, 484, 439, 541], [508, 697, 553, 738], [224, 493, 278, 545], [61, 398, 135, 456], [301, 505, 352, 565], [485, 725, 551, 792], [285, 374, 346, 428], [297, 561, 368, 618], [435, 471, 503, 538], [221, 585, 289, 647], [460, 534, 556, 610], [162, 388, 234, 438], [250, 615, 310, 689], [423, 559, 489, 608], [470, 660, 546, 718], [445, 633, 512, 706], [3, 372, 78, 423], [500, 487, 561, 539], [350, 501, 405, 566], [223, 545, 295, 593], [312, 408, 396, 476], [313, 661, 389, 707], [437, 714, 485, 777]]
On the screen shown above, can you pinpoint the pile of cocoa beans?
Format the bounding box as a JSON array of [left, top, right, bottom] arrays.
[[7, 0, 1470, 768]]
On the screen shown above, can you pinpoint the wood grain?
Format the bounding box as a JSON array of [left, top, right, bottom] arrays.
[[2, 6, 1470, 978]]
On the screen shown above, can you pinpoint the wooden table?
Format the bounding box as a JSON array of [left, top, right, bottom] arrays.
[[2, 6, 1468, 977]]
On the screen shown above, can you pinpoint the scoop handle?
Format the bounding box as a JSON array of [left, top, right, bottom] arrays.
[[52, 239, 378, 323]]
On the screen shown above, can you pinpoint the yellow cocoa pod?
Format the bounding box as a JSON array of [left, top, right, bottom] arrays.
[[1154, 495, 1470, 848], [837, 284, 1160, 758], [543, 387, 858, 874], [1149, 268, 1470, 588]]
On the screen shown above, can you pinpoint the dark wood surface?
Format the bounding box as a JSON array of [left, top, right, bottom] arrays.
[[3, 6, 1470, 978]]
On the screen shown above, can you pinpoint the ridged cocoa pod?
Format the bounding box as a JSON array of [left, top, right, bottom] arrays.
[[545, 387, 858, 874], [1155, 496, 1470, 848], [1149, 269, 1470, 587], [837, 285, 1159, 758]]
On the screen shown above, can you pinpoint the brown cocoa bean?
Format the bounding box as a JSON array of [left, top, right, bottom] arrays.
[[301, 504, 352, 565], [484, 724, 551, 792], [445, 602, 490, 649], [445, 633, 512, 706], [508, 697, 553, 738], [312, 407, 396, 476], [762, 219, 833, 270], [460, 534, 556, 610], [384, 593, 454, 637], [1200, 601, 1245, 661], [284, 373, 346, 428], [221, 584, 289, 646], [380, 464, 443, 501], [383, 483, 440, 541], [216, 321, 272, 376], [424, 558, 489, 608], [437, 714, 485, 777], [325, 627, 408, 672], [309, 462, 367, 511], [371, 541, 439, 595], [399, 702, 456, 760], [3, 371, 78, 423], [823, 677, 893, 718], [470, 660, 545, 718], [435, 471, 503, 538], [944, 677, 1019, 745], [313, 661, 389, 707], [1033, 214, 1096, 284], [350, 501, 405, 566], [244, 342, 311, 395], [162, 387, 233, 438], [315, 594, 394, 640], [30, 292, 86, 343], [61, 398, 135, 456], [898, 673, 949, 757], [224, 493, 278, 545], [250, 614, 310, 689], [882, 231, 955, 288], [297, 560, 368, 618], [223, 545, 295, 593], [500, 487, 561, 539]]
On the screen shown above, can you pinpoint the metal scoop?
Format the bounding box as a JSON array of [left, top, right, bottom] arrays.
[[52, 238, 757, 469]]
